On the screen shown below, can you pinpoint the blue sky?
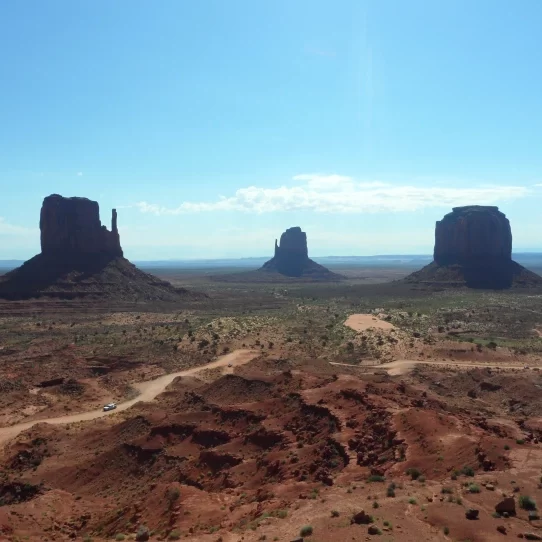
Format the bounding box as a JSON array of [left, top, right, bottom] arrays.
[[1, 0, 541, 259]]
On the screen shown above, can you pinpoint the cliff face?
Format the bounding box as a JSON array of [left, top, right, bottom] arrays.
[[405, 206, 541, 289], [40, 195, 123, 259], [260, 227, 342, 281], [434, 206, 512, 266], [271, 227, 309, 276]]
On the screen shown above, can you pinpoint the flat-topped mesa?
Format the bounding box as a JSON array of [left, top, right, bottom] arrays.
[[40, 194, 123, 259], [434, 205, 512, 266]]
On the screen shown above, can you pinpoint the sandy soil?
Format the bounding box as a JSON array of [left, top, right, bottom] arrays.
[[344, 313, 396, 332], [0, 349, 258, 446]]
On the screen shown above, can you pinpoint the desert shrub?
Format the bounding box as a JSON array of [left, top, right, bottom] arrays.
[[406, 468, 422, 480], [136, 525, 150, 541], [516, 439, 525, 445], [115, 535, 125, 541], [166, 486, 181, 504], [519, 495, 537, 511], [372, 501, 379, 509], [169, 530, 181, 540], [386, 484, 396, 498], [367, 474, 385, 483], [299, 525, 313, 536], [461, 466, 475, 477], [468, 484, 480, 493], [444, 526, 449, 535], [441, 487, 453, 494], [408, 498, 417, 505], [331, 510, 340, 517]]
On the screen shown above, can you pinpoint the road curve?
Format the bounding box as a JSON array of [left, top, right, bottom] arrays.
[[0, 349, 258, 446], [341, 314, 533, 375]]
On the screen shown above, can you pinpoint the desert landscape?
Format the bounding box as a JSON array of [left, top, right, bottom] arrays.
[[0, 198, 541, 542]]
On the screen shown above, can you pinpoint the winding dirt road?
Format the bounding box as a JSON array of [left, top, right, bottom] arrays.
[[330, 359, 532, 376], [0, 349, 258, 446], [341, 314, 534, 375]]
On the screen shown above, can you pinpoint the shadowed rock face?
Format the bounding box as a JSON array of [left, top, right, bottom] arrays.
[[434, 206, 512, 266], [260, 227, 341, 280], [40, 194, 122, 259], [405, 206, 542, 289], [272, 227, 309, 276]]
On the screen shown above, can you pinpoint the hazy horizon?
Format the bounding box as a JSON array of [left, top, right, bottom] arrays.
[[4, 252, 542, 271]]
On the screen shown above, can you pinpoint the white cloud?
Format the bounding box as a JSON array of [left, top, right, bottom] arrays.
[[0, 218, 38, 236], [133, 174, 530, 216], [291, 174, 386, 192]]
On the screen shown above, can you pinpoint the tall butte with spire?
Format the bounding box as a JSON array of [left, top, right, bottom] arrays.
[[405, 205, 542, 289], [39, 194, 123, 260], [0, 194, 203, 301], [260, 226, 342, 280]]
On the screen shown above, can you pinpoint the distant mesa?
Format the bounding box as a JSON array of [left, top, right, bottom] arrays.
[[261, 227, 342, 279], [404, 205, 542, 289], [0, 194, 203, 301], [213, 227, 342, 282]]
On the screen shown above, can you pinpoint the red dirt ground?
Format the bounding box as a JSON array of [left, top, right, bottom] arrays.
[[1, 354, 541, 542]]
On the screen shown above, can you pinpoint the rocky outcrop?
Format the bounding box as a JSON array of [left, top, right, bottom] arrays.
[[40, 195, 122, 259], [259, 227, 342, 281], [351, 510, 373, 524], [495, 496, 516, 516], [0, 194, 204, 301], [405, 206, 542, 289]]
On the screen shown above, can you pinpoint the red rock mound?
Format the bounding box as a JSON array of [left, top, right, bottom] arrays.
[[0, 368, 523, 540]]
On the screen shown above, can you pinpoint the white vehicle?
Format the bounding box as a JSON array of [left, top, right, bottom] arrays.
[[103, 403, 117, 412]]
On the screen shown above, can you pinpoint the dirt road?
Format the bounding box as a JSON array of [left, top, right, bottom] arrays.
[[330, 359, 531, 376], [0, 349, 258, 446], [341, 314, 533, 375]]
